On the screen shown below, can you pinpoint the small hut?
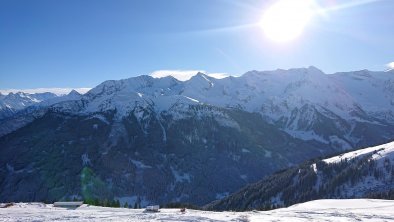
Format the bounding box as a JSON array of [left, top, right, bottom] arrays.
[[53, 201, 83, 209], [145, 205, 160, 212]]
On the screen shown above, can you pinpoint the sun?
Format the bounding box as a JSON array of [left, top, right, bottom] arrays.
[[260, 0, 315, 43]]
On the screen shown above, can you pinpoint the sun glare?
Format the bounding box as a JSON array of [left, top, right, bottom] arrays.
[[260, 0, 315, 43]]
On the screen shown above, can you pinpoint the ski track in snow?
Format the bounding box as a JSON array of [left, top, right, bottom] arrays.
[[0, 199, 393, 221]]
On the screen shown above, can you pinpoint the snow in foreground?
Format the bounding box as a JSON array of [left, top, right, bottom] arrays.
[[0, 199, 393, 221]]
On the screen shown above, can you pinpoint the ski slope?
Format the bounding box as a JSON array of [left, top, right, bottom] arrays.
[[0, 199, 393, 221]]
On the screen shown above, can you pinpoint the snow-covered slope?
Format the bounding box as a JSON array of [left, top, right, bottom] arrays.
[[0, 199, 393, 222], [207, 141, 394, 211], [324, 141, 394, 164]]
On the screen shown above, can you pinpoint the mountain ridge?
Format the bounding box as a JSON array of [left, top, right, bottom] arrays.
[[43, 67, 394, 149]]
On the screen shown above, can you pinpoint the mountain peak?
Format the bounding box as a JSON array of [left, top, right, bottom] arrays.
[[190, 72, 211, 81], [7, 92, 26, 98], [68, 89, 81, 96], [196, 71, 206, 76], [307, 66, 323, 73], [285, 66, 324, 75], [187, 72, 214, 87]]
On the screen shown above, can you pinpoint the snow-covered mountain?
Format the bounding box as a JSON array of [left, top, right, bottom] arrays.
[[0, 90, 82, 137], [0, 90, 82, 120], [3, 67, 394, 146], [80, 67, 394, 121], [0, 92, 57, 119], [28, 67, 393, 151], [206, 141, 394, 211], [1, 67, 394, 206]]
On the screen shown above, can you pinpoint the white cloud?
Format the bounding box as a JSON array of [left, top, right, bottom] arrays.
[[0, 88, 91, 96], [386, 62, 394, 72], [150, 70, 232, 81], [207, 72, 231, 79]]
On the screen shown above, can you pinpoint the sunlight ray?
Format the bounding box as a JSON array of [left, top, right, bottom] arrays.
[[317, 0, 386, 14]]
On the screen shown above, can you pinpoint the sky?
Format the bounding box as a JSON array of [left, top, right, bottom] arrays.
[[0, 0, 393, 91]]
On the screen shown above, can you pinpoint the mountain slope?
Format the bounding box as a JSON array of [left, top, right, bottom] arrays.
[[0, 105, 332, 205], [205, 141, 394, 211], [1, 67, 394, 206]]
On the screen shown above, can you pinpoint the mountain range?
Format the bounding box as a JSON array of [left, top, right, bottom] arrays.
[[1, 66, 394, 206], [0, 90, 82, 120]]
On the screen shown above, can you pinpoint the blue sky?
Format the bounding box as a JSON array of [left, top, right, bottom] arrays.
[[0, 0, 393, 90]]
